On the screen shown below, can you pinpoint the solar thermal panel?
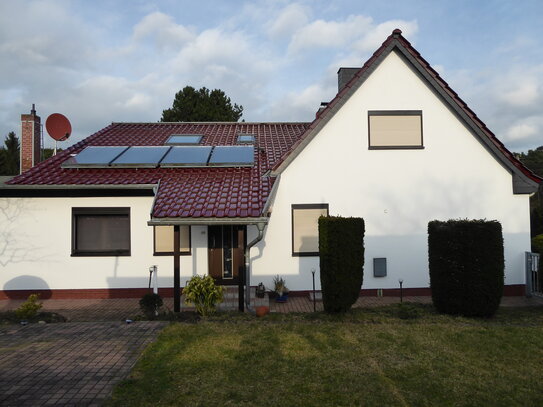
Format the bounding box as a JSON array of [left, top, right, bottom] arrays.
[[61, 146, 129, 168], [160, 146, 213, 167], [208, 146, 254, 166], [110, 146, 171, 167]]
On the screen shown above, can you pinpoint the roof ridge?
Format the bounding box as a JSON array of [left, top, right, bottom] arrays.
[[271, 29, 541, 185], [110, 121, 311, 125]]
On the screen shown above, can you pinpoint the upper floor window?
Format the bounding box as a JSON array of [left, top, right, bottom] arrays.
[[368, 110, 423, 149], [71, 207, 130, 256]]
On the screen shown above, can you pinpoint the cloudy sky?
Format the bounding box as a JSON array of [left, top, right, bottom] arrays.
[[1, 0, 542, 152]]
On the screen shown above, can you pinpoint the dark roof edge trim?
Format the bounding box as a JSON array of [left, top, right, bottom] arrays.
[[0, 185, 156, 198], [0, 183, 157, 190], [261, 175, 281, 216], [147, 217, 269, 226]]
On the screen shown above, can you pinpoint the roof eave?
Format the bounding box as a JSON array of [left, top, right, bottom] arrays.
[[147, 217, 269, 226]]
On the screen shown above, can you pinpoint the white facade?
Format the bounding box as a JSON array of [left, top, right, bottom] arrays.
[[251, 51, 531, 291], [0, 50, 533, 295], [0, 196, 209, 292]]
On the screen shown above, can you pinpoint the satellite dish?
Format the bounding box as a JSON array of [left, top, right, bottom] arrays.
[[46, 113, 72, 141]]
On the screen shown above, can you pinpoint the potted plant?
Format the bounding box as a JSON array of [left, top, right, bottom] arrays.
[[273, 275, 289, 303], [256, 282, 266, 298]]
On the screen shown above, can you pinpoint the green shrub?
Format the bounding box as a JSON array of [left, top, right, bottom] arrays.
[[184, 275, 224, 316], [531, 234, 543, 254], [15, 294, 43, 320], [139, 293, 163, 319], [531, 205, 543, 237], [319, 216, 365, 313], [428, 219, 504, 317], [531, 234, 543, 292]]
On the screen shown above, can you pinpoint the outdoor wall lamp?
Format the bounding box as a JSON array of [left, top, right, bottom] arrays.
[[311, 268, 316, 312]]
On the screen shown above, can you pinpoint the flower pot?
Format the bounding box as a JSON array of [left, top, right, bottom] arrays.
[[275, 294, 288, 303]]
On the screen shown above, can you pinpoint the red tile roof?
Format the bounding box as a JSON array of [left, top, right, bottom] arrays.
[[272, 29, 542, 185], [7, 122, 309, 218], [7, 30, 539, 220]]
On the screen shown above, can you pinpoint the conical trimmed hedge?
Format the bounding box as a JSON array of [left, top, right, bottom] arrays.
[[319, 216, 365, 313]]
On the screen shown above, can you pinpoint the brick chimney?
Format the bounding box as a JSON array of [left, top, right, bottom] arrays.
[[20, 104, 41, 173]]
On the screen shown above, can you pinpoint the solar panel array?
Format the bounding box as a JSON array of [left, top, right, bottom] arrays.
[[62, 145, 254, 169]]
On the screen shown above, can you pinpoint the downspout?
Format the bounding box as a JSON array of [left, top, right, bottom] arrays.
[[245, 222, 266, 313]]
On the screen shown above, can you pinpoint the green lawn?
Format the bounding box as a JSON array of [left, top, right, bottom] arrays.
[[107, 305, 543, 407]]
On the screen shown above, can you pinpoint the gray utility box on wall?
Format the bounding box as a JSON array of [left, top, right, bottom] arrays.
[[373, 258, 387, 277]]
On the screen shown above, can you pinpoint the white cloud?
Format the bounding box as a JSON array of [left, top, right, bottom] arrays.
[[498, 77, 540, 107], [267, 82, 336, 122], [132, 11, 195, 51], [352, 20, 418, 52], [1, 1, 541, 155], [267, 3, 311, 39], [288, 15, 374, 54], [506, 123, 537, 141]]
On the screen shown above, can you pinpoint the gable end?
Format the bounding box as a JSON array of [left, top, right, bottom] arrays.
[[272, 30, 541, 194]]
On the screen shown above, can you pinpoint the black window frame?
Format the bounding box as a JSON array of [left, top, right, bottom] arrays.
[[291, 203, 329, 257], [71, 207, 131, 257], [368, 110, 424, 150], [153, 225, 192, 256]]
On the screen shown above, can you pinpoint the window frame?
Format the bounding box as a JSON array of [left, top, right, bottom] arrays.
[[368, 110, 424, 150], [291, 203, 329, 257], [153, 225, 192, 256], [165, 134, 203, 145], [71, 207, 131, 257]]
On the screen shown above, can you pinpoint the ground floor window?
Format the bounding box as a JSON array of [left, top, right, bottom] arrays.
[[153, 225, 191, 255], [71, 207, 130, 256], [292, 204, 329, 256]]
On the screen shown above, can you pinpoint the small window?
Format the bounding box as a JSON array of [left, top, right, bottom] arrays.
[[153, 226, 191, 255], [165, 134, 203, 145], [292, 204, 329, 256], [72, 208, 130, 256], [368, 110, 423, 149], [237, 133, 255, 144]]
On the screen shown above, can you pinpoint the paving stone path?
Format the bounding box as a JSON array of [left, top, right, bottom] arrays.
[[0, 321, 167, 406]]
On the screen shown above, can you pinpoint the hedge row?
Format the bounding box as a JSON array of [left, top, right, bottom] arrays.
[[319, 216, 365, 313], [428, 219, 504, 317]]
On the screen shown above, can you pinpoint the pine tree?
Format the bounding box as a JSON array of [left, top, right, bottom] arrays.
[[161, 86, 243, 122], [0, 132, 19, 175]]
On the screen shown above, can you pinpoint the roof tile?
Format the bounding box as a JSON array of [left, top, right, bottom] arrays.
[[8, 122, 309, 218]]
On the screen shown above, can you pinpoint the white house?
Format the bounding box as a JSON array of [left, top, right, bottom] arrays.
[[1, 29, 540, 310]]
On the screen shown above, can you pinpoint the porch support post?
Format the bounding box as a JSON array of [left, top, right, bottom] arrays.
[[174, 225, 181, 312]]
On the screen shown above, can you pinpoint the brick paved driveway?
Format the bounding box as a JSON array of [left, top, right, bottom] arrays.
[[0, 321, 166, 406]]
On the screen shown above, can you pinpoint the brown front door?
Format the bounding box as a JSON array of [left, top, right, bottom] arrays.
[[208, 225, 246, 285]]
